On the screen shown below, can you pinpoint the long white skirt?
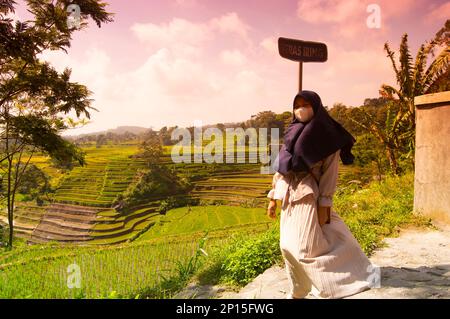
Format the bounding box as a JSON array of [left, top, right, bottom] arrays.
[[280, 193, 373, 299]]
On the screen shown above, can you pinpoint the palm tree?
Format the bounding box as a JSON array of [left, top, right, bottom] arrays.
[[381, 20, 449, 135], [351, 20, 449, 175]]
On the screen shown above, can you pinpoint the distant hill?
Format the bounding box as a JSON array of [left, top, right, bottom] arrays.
[[67, 126, 150, 139], [105, 126, 150, 135]]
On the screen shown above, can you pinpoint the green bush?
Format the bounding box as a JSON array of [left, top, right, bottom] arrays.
[[158, 197, 177, 214], [157, 196, 197, 214], [15, 164, 51, 201], [240, 198, 263, 208], [221, 226, 281, 286], [117, 166, 191, 209], [334, 171, 433, 255], [198, 199, 228, 206]]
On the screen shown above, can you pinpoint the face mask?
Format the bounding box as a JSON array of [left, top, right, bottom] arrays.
[[294, 107, 314, 122]]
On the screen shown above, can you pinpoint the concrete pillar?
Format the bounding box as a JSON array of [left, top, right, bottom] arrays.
[[414, 91, 450, 224]]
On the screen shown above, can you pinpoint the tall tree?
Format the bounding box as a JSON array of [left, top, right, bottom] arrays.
[[0, 0, 113, 248], [138, 129, 163, 167], [350, 20, 449, 175]]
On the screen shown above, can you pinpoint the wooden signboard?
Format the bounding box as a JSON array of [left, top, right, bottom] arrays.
[[278, 37, 328, 91], [278, 37, 327, 62]]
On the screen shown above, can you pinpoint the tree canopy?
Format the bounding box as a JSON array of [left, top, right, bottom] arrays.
[[0, 0, 114, 248]]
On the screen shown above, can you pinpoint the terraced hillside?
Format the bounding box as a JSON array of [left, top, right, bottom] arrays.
[[0, 217, 272, 299], [52, 146, 146, 207], [0, 203, 47, 240], [190, 169, 272, 207], [138, 205, 272, 241], [0, 202, 161, 245], [1, 144, 358, 245], [0, 203, 274, 298]]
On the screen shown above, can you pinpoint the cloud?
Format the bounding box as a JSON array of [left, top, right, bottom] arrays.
[[140, 48, 220, 98], [325, 42, 392, 77], [296, 0, 423, 38], [220, 49, 247, 66], [260, 37, 278, 55], [131, 18, 212, 57], [297, 0, 362, 24], [100, 49, 270, 132], [173, 0, 198, 8], [123, 14, 281, 131], [297, 0, 375, 38], [379, 0, 425, 18], [39, 9, 401, 135], [306, 40, 396, 106], [210, 12, 251, 40], [425, 2, 450, 25], [131, 18, 211, 47], [297, 0, 422, 23], [131, 12, 252, 59], [39, 48, 111, 87], [39, 36, 276, 134]]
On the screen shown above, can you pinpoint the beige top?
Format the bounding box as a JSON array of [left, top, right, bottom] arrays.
[[267, 149, 340, 208]]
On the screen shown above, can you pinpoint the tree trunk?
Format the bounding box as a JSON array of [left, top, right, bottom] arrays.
[[7, 157, 13, 249], [386, 147, 400, 176], [7, 208, 13, 249], [376, 158, 383, 183]]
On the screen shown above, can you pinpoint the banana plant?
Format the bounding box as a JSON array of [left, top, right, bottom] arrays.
[[351, 21, 449, 175]]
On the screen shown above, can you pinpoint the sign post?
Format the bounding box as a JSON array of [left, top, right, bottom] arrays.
[[298, 62, 303, 92], [278, 37, 328, 92]]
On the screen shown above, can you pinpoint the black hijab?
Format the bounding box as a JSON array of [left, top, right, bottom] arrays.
[[276, 90, 356, 175]]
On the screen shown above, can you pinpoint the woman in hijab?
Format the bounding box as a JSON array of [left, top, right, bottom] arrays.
[[267, 90, 374, 299]]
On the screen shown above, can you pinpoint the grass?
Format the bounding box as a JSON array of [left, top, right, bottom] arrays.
[[190, 170, 435, 290], [0, 239, 199, 298], [333, 170, 434, 254], [137, 205, 272, 241], [0, 201, 275, 298], [0, 140, 435, 299], [0, 169, 435, 298], [0, 223, 269, 298]]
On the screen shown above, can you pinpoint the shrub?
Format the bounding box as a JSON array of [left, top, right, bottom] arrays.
[[157, 196, 199, 215], [117, 166, 191, 209], [241, 198, 263, 208], [36, 196, 44, 206], [15, 164, 51, 200], [221, 226, 281, 286], [198, 199, 228, 206], [334, 171, 432, 255]]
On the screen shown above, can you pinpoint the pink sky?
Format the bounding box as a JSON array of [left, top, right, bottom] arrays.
[[14, 0, 450, 134]]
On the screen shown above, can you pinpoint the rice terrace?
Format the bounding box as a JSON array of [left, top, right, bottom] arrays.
[[2, 142, 278, 245], [0, 140, 286, 298], [0, 136, 426, 298], [0, 0, 448, 302]]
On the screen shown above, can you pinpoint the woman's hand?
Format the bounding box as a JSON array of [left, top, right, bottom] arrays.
[[317, 206, 331, 226], [267, 199, 277, 220]]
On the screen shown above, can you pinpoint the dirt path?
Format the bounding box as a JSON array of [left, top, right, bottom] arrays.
[[175, 221, 450, 299]]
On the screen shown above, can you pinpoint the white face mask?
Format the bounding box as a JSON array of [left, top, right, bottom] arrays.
[[294, 107, 314, 122]]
